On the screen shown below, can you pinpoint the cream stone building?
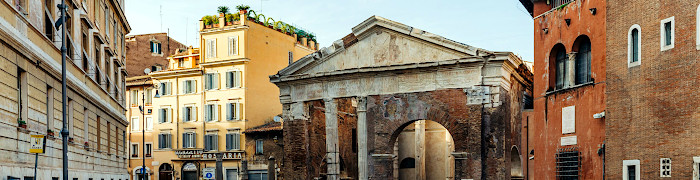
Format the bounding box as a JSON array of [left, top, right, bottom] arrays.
[[0, 0, 130, 179], [147, 12, 315, 180]]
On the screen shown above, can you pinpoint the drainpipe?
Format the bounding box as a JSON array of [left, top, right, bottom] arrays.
[[477, 49, 494, 179]]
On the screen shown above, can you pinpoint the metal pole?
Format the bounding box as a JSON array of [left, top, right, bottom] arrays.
[[142, 82, 146, 179], [59, 0, 69, 179], [33, 153, 38, 179]]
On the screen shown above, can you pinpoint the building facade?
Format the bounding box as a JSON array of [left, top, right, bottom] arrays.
[[124, 33, 185, 77], [0, 0, 130, 179], [518, 0, 607, 179], [270, 16, 533, 180], [605, 0, 700, 179], [148, 11, 315, 180]]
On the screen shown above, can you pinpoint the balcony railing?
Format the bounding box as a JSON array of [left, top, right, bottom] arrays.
[[552, 0, 574, 9]]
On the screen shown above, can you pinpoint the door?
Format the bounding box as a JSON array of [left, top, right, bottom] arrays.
[[159, 172, 172, 180], [182, 171, 198, 180], [226, 169, 238, 180]]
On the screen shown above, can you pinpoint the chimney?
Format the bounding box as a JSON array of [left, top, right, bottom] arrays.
[[199, 20, 204, 31], [240, 12, 246, 26], [301, 37, 307, 47], [218, 15, 225, 28]]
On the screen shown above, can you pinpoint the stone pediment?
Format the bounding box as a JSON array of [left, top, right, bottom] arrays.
[[273, 16, 494, 79]]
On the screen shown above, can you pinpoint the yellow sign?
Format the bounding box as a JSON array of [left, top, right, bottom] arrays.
[[29, 134, 45, 153]]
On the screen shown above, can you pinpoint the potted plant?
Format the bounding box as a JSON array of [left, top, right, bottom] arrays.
[[212, 15, 220, 28], [236, 4, 250, 14], [131, 154, 138, 158], [47, 129, 54, 136], [84, 141, 89, 148], [202, 15, 213, 29], [225, 13, 239, 26], [18, 119, 26, 129], [217, 6, 229, 17]]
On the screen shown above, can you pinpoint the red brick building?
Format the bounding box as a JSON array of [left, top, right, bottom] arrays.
[[605, 1, 700, 179], [124, 33, 185, 76], [519, 0, 607, 179]]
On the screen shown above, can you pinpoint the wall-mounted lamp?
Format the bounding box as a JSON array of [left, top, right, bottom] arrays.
[[565, 19, 571, 26], [273, 136, 278, 143], [589, 8, 597, 15], [543, 28, 549, 34]]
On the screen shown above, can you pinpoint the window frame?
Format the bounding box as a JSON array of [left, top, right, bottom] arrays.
[[158, 133, 172, 149], [226, 102, 241, 121], [205, 73, 219, 91], [144, 117, 153, 131], [130, 143, 139, 157], [255, 139, 263, 155], [182, 105, 197, 122], [204, 133, 218, 151], [182, 80, 196, 94], [622, 160, 640, 180], [660, 16, 675, 51], [628, 24, 642, 68], [228, 36, 238, 56], [693, 157, 700, 180], [144, 143, 152, 157], [158, 107, 171, 123], [205, 103, 218, 122], [182, 132, 196, 149], [226, 131, 241, 150], [225, 70, 242, 89], [130, 117, 139, 131]]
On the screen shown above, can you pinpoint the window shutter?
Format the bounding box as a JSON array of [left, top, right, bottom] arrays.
[[192, 106, 198, 121], [193, 80, 197, 93], [234, 71, 241, 88], [235, 103, 241, 120], [167, 134, 172, 148], [158, 134, 162, 149], [213, 39, 217, 57], [150, 41, 154, 53], [235, 133, 240, 150], [168, 108, 173, 122], [182, 107, 187, 122], [204, 135, 210, 150], [213, 135, 218, 150], [216, 105, 221, 121], [214, 74, 219, 89], [228, 37, 233, 56], [226, 134, 231, 150], [204, 105, 211, 121], [182, 133, 187, 148], [192, 133, 197, 147]]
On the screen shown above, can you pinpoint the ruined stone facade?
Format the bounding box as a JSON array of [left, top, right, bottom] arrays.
[[271, 16, 533, 180], [605, 0, 700, 179]]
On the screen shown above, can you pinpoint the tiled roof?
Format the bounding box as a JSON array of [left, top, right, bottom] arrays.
[[244, 122, 282, 133]]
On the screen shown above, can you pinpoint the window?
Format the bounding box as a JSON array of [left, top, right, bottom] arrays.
[[145, 117, 153, 131], [226, 102, 241, 121], [46, 86, 53, 131], [628, 25, 641, 67], [248, 170, 268, 180], [182, 132, 196, 148], [660, 17, 674, 51], [93, 0, 99, 23], [144, 144, 152, 157], [130, 143, 138, 157], [574, 37, 591, 85], [145, 89, 152, 105], [183, 80, 196, 94], [206, 39, 217, 58], [555, 147, 580, 180], [400, 158, 416, 169], [255, 140, 263, 154], [204, 134, 218, 151], [158, 108, 171, 123], [660, 158, 671, 177], [288, 51, 293, 64], [205, 104, 218, 122], [228, 36, 237, 56], [182, 106, 196, 122], [623, 160, 640, 180], [158, 133, 171, 149], [693, 157, 700, 180], [178, 59, 184, 68], [130, 117, 139, 131], [225, 71, 241, 88], [130, 90, 138, 106], [205, 73, 219, 90], [105, 6, 110, 39], [159, 82, 172, 96], [18, 69, 27, 124], [225, 169, 238, 180], [225, 132, 240, 150], [554, 46, 568, 89], [150, 41, 162, 54]]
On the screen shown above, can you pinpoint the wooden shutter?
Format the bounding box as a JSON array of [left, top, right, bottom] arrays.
[[204, 135, 210, 150], [182, 107, 187, 122], [234, 71, 241, 88], [226, 103, 232, 120], [182, 133, 187, 148], [234, 133, 240, 149], [204, 105, 211, 121], [226, 134, 231, 150], [167, 134, 172, 148], [192, 106, 197, 122]]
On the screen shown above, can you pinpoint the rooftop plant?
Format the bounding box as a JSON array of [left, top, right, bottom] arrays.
[[202, 15, 213, 25], [225, 13, 240, 22], [236, 4, 250, 11], [217, 6, 230, 14]]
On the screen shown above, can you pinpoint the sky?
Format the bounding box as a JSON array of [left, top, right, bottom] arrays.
[[125, 0, 534, 61]]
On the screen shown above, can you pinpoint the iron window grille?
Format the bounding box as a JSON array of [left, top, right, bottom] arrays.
[[556, 147, 581, 180]]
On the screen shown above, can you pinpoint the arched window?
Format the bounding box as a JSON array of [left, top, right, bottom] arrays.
[[550, 44, 567, 89], [628, 25, 641, 67], [574, 36, 592, 84], [400, 157, 416, 169]]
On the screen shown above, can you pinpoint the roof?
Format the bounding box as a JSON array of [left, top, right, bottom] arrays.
[[519, 0, 535, 16], [244, 122, 282, 134]]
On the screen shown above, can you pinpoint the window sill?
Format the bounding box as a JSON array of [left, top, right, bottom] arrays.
[[545, 81, 595, 96], [628, 61, 641, 68]]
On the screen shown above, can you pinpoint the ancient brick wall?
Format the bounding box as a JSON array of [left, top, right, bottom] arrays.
[[336, 98, 359, 179], [605, 0, 700, 178]]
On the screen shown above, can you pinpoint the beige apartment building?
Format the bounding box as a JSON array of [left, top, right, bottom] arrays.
[[0, 0, 131, 179], [145, 11, 316, 180]]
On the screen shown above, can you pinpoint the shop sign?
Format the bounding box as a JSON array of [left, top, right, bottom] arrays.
[[175, 150, 244, 160]]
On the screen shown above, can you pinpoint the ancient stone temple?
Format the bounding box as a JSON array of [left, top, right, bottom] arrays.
[[270, 16, 533, 180]]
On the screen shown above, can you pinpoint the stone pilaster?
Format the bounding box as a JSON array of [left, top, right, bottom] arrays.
[[566, 52, 577, 88], [324, 98, 340, 180], [357, 96, 369, 180]]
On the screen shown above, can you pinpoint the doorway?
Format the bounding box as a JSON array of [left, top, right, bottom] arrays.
[[181, 162, 199, 180], [393, 120, 455, 180], [159, 163, 173, 180]]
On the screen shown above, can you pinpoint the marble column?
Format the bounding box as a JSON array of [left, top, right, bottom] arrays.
[[324, 98, 340, 180], [357, 96, 369, 180]]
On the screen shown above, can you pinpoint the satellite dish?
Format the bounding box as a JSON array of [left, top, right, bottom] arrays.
[[273, 116, 282, 122], [144, 68, 152, 74]]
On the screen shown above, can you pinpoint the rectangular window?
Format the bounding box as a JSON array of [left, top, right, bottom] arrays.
[[150, 41, 162, 54], [130, 90, 138, 106], [182, 106, 196, 122], [226, 132, 240, 150], [158, 108, 171, 123], [18, 69, 27, 124], [225, 71, 241, 88], [206, 39, 217, 58], [204, 134, 218, 151], [623, 160, 640, 180], [660, 158, 671, 177], [144, 144, 152, 157], [145, 89, 152, 105], [555, 147, 580, 179], [631, 29, 639, 63], [248, 170, 268, 180], [205, 104, 218, 122], [255, 140, 263, 154], [182, 132, 196, 148], [178, 59, 184, 68], [226, 102, 240, 121], [288, 51, 293, 64], [225, 169, 238, 180], [660, 17, 675, 51], [130, 144, 138, 157], [46, 86, 54, 131], [205, 73, 218, 90], [145, 117, 153, 131], [228, 37, 237, 56], [183, 80, 196, 94], [158, 133, 171, 149], [130, 117, 139, 131], [159, 82, 171, 96]]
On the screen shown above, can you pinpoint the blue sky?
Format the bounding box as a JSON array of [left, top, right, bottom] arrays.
[[125, 0, 534, 61]]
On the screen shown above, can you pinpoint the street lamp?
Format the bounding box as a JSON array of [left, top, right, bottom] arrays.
[[138, 68, 161, 180]]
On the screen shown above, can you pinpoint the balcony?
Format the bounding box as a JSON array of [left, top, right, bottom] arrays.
[[552, 0, 574, 9]]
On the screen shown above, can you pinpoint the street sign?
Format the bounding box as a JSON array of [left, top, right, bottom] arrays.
[[29, 135, 45, 154], [203, 167, 215, 180]]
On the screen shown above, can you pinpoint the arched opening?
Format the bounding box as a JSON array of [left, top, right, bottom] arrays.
[[510, 146, 524, 179], [133, 166, 150, 180], [572, 35, 592, 84], [392, 120, 454, 180], [159, 163, 174, 180], [181, 162, 199, 180], [549, 43, 568, 90]]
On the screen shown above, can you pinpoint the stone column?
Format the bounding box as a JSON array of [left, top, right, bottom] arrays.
[[415, 121, 426, 180], [566, 52, 577, 87], [324, 98, 340, 180], [357, 96, 368, 180]]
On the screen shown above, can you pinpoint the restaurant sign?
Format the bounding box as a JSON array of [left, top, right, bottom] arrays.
[[175, 150, 244, 160]]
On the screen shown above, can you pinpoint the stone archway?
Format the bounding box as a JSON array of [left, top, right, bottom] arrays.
[[510, 146, 523, 179], [393, 120, 455, 180], [159, 163, 174, 180]]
